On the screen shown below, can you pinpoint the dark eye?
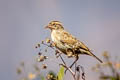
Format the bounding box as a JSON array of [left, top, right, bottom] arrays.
[[53, 24, 57, 27]]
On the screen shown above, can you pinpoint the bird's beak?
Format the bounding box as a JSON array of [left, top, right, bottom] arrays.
[[45, 25, 49, 29], [45, 25, 54, 29]]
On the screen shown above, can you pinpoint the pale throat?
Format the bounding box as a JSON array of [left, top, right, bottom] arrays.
[[51, 30, 60, 42]]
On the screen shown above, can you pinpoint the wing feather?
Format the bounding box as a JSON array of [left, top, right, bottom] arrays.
[[60, 30, 90, 51], [60, 30, 77, 45]]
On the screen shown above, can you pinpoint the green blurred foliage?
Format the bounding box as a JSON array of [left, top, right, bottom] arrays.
[[57, 66, 64, 80]]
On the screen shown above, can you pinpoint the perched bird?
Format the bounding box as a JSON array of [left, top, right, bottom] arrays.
[[45, 21, 103, 67]]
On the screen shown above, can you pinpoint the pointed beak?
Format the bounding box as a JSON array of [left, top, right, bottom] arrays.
[[45, 25, 54, 29], [45, 25, 49, 29]]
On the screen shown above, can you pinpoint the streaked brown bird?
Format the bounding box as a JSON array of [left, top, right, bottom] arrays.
[[45, 21, 103, 68]]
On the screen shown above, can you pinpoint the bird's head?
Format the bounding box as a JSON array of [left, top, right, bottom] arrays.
[[45, 21, 64, 30]]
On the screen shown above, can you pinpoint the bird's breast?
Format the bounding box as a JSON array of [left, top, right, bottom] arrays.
[[51, 30, 67, 52], [51, 30, 59, 42]]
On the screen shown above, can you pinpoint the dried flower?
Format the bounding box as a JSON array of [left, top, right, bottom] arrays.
[[38, 52, 42, 55], [47, 74, 53, 80], [46, 38, 51, 43], [37, 55, 45, 62], [46, 71, 56, 80], [37, 55, 48, 62], [76, 66, 80, 71], [42, 64, 47, 69], [50, 43, 56, 47]]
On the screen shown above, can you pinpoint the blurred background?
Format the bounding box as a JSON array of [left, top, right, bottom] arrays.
[[0, 0, 120, 80]]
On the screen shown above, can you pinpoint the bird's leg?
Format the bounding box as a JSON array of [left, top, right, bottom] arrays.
[[65, 55, 79, 73], [70, 56, 79, 68], [59, 54, 66, 65]]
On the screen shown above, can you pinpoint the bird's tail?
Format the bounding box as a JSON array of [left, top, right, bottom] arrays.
[[89, 51, 103, 63], [80, 49, 103, 63]]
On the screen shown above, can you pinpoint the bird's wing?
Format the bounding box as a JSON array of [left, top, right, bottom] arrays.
[[60, 30, 78, 45], [60, 30, 89, 51], [78, 41, 90, 51], [59, 30, 103, 63]]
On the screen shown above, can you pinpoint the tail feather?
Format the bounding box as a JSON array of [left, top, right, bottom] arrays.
[[89, 51, 103, 63], [80, 49, 103, 63]]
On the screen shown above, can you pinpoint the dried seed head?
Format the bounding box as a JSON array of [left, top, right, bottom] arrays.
[[44, 56, 48, 59], [76, 66, 80, 72], [37, 55, 45, 62], [38, 52, 42, 55], [47, 74, 53, 80], [46, 38, 51, 43], [42, 64, 47, 69], [46, 72, 56, 80], [50, 43, 56, 47], [37, 55, 48, 62]]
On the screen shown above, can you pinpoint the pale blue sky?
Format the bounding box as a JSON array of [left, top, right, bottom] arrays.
[[0, 0, 120, 80]]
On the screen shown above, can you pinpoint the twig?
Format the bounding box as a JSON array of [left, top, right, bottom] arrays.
[[60, 64, 76, 80], [77, 65, 85, 80], [41, 42, 55, 50], [59, 55, 66, 65], [40, 41, 86, 80]]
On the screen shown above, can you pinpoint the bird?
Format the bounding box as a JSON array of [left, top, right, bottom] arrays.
[[45, 21, 103, 68]]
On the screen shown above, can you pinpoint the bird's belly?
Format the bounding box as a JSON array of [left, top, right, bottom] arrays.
[[51, 35, 66, 53], [56, 42, 68, 54], [51, 30, 70, 54]]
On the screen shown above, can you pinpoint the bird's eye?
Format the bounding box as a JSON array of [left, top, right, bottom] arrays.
[[53, 23, 57, 27]]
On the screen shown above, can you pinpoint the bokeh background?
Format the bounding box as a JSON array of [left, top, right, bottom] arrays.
[[0, 0, 120, 80]]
